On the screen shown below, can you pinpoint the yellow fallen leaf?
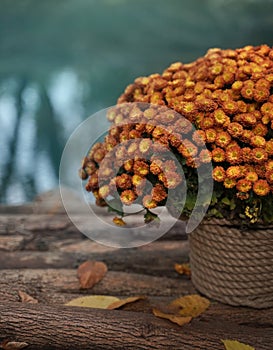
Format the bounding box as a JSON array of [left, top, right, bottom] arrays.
[[0, 341, 29, 350], [107, 296, 146, 310], [65, 295, 120, 309], [174, 263, 191, 277], [152, 294, 210, 326], [113, 217, 126, 226], [222, 340, 255, 350], [152, 308, 192, 326], [18, 290, 38, 304], [170, 294, 210, 317]]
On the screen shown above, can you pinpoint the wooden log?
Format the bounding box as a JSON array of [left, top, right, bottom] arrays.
[[0, 269, 195, 304], [0, 213, 187, 241], [0, 241, 189, 278], [0, 302, 272, 350]]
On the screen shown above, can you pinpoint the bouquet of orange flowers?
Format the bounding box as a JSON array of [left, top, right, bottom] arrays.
[[80, 44, 273, 227]]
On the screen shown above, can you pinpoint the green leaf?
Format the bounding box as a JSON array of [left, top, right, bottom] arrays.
[[221, 197, 231, 206], [107, 198, 124, 216], [144, 210, 160, 225]]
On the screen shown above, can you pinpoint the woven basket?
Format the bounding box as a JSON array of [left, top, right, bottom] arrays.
[[189, 219, 273, 308]]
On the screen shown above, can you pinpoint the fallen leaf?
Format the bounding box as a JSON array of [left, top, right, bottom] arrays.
[[65, 295, 120, 309], [222, 340, 255, 350], [77, 260, 107, 289], [0, 340, 29, 350], [107, 296, 146, 310], [18, 291, 38, 304], [174, 263, 191, 277], [152, 294, 210, 326], [113, 217, 126, 226], [170, 294, 210, 317], [152, 308, 192, 326]]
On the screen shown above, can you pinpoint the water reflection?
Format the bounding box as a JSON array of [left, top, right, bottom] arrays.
[[1, 0, 273, 204]]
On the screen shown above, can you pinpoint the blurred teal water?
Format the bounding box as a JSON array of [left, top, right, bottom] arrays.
[[1, 0, 273, 204]]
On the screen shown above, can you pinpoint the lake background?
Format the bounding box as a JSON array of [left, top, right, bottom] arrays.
[[1, 0, 273, 204]]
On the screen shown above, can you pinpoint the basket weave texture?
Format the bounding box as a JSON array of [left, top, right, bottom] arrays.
[[189, 219, 273, 308]]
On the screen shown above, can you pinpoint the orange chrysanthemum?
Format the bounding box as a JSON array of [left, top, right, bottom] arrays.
[[223, 177, 237, 189], [225, 146, 242, 164], [212, 148, 226, 162], [253, 179, 270, 196], [212, 166, 226, 182], [236, 179, 252, 193], [245, 172, 259, 183], [215, 131, 232, 148], [252, 148, 268, 163], [226, 166, 242, 179], [227, 122, 243, 138]]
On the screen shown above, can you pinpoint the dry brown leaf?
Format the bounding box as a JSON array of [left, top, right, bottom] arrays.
[[18, 291, 38, 304], [65, 295, 120, 309], [152, 308, 192, 326], [152, 294, 210, 326], [0, 340, 29, 350], [77, 260, 108, 289], [222, 340, 255, 350], [107, 296, 146, 310], [174, 263, 191, 277]]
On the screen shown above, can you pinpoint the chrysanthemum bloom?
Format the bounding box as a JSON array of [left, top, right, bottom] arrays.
[[98, 185, 110, 199], [213, 109, 229, 125], [227, 122, 243, 138], [199, 149, 212, 163], [132, 175, 146, 195], [240, 112, 257, 126], [252, 148, 268, 163], [245, 172, 259, 183], [215, 131, 231, 148], [123, 159, 134, 172], [265, 160, 273, 171], [253, 179, 270, 196], [120, 190, 137, 205], [207, 147, 222, 164], [236, 179, 252, 193], [178, 140, 198, 158], [226, 166, 242, 179], [133, 160, 150, 176], [265, 170, 273, 184], [192, 130, 206, 146], [139, 138, 153, 154], [160, 171, 182, 189], [84, 161, 97, 176], [225, 146, 242, 164], [116, 174, 132, 189], [265, 140, 273, 155], [212, 166, 226, 182], [223, 177, 236, 188], [162, 160, 177, 173], [201, 116, 215, 129], [250, 135, 266, 148], [142, 194, 157, 209], [152, 183, 168, 202], [85, 172, 99, 191], [174, 118, 193, 134], [252, 122, 268, 136], [205, 128, 217, 143], [150, 159, 163, 175]]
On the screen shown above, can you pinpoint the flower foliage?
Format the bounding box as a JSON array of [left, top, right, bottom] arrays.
[[81, 45, 273, 226]]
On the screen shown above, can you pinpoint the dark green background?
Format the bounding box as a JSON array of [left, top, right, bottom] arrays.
[[1, 0, 273, 203]]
